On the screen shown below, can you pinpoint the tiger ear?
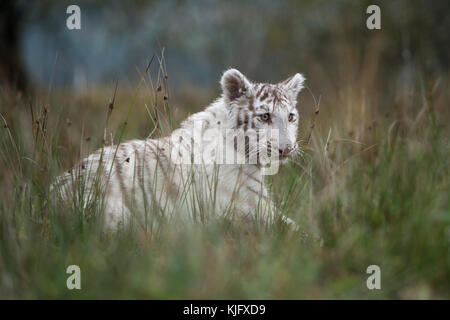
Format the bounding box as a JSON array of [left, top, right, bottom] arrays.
[[281, 73, 305, 102], [220, 68, 252, 102]]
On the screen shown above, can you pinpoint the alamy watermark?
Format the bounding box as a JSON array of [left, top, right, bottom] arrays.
[[366, 5, 381, 30], [66, 5, 81, 30], [66, 265, 81, 290], [366, 265, 381, 290], [168, 122, 283, 175]]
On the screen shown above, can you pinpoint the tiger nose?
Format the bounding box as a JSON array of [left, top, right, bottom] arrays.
[[279, 146, 292, 157]]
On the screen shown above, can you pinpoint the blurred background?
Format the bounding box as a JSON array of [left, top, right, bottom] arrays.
[[1, 0, 449, 92]]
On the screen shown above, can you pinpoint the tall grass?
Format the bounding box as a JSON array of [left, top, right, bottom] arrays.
[[0, 54, 449, 299]]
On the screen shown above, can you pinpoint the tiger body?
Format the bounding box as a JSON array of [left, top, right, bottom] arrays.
[[56, 69, 305, 230]]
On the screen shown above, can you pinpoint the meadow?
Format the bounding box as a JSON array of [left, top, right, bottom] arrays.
[[0, 54, 449, 299]]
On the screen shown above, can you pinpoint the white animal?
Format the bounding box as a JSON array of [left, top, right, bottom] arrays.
[[55, 69, 305, 230]]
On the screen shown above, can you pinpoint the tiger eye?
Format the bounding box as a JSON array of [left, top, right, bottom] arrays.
[[288, 113, 296, 122], [261, 113, 271, 122]]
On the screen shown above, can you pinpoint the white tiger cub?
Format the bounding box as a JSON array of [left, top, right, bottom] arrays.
[[55, 69, 305, 230]]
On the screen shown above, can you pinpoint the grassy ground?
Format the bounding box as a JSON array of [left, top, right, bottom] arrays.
[[0, 65, 449, 299]]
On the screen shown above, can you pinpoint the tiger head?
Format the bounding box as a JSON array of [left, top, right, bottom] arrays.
[[220, 68, 305, 163]]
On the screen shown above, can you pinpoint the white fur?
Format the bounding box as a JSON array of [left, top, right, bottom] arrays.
[[55, 69, 305, 231]]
